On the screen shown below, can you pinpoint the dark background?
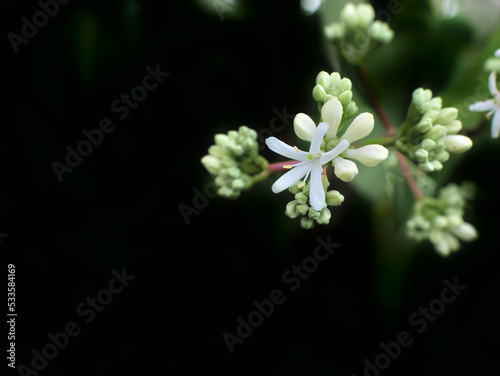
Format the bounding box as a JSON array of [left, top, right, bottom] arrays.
[[2, 0, 500, 375]]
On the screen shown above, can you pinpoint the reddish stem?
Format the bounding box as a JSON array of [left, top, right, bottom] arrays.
[[359, 66, 397, 136], [396, 151, 423, 200]]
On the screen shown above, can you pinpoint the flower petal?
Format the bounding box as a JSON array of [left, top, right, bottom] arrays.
[[309, 122, 329, 154], [495, 49, 500, 58], [333, 156, 359, 182], [271, 162, 311, 193], [294, 113, 316, 142], [469, 99, 496, 113], [309, 164, 325, 211], [320, 139, 350, 165], [344, 144, 389, 167], [489, 71, 499, 97], [492, 110, 500, 138], [265, 137, 308, 160], [321, 98, 343, 139], [340, 113, 374, 143]]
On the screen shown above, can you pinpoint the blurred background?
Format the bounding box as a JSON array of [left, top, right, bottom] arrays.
[[2, 0, 500, 374]]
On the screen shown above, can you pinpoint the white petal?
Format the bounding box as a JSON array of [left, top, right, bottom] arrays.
[[492, 110, 500, 138], [321, 98, 343, 139], [469, 99, 496, 113], [489, 71, 499, 97], [294, 113, 316, 142], [340, 113, 374, 143], [265, 137, 308, 160], [333, 156, 359, 182], [271, 163, 311, 193], [309, 122, 329, 154], [495, 49, 500, 58], [442, 135, 473, 153], [309, 164, 325, 211], [320, 139, 350, 165], [344, 144, 389, 167]]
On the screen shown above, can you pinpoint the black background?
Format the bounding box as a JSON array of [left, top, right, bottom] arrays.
[[2, 0, 500, 375]]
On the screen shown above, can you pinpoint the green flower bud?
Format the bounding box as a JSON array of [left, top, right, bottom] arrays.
[[414, 148, 429, 163], [313, 84, 327, 102], [339, 77, 353, 93], [435, 151, 450, 163], [435, 108, 458, 125], [286, 201, 300, 219], [316, 208, 332, 225], [421, 138, 436, 151], [416, 118, 433, 134], [367, 20, 394, 43], [357, 3, 375, 29], [444, 120, 462, 135], [201, 155, 222, 174], [300, 217, 315, 230], [340, 2, 358, 29], [297, 204, 309, 215], [338, 90, 353, 106], [425, 125, 447, 141], [232, 179, 245, 190], [308, 207, 321, 220], [430, 160, 443, 171], [324, 23, 345, 40], [330, 72, 341, 87], [412, 88, 433, 107], [316, 71, 331, 88], [215, 134, 229, 146], [295, 192, 309, 205], [344, 101, 358, 118], [326, 190, 344, 206]]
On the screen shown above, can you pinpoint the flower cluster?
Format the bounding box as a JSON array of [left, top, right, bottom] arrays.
[[201, 126, 268, 198], [396, 88, 473, 172], [285, 178, 344, 229], [313, 71, 358, 125], [324, 2, 394, 65], [469, 49, 500, 138], [406, 182, 478, 257], [266, 92, 389, 226]]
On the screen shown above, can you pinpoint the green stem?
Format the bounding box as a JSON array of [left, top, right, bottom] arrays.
[[356, 136, 397, 148]]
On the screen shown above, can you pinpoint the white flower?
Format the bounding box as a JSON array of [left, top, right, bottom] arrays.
[[295, 98, 388, 182], [469, 70, 500, 138], [265, 122, 350, 211]]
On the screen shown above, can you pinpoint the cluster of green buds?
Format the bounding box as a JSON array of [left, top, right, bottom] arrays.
[[396, 88, 473, 172], [407, 182, 478, 256], [201, 126, 268, 198], [324, 2, 394, 65], [285, 178, 344, 229], [313, 71, 359, 131]]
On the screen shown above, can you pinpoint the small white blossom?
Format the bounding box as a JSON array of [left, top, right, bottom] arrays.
[[266, 122, 349, 211], [469, 70, 500, 138]]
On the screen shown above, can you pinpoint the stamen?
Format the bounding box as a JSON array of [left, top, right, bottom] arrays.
[[298, 181, 306, 189], [294, 146, 300, 152], [283, 165, 293, 169], [318, 150, 323, 156]]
